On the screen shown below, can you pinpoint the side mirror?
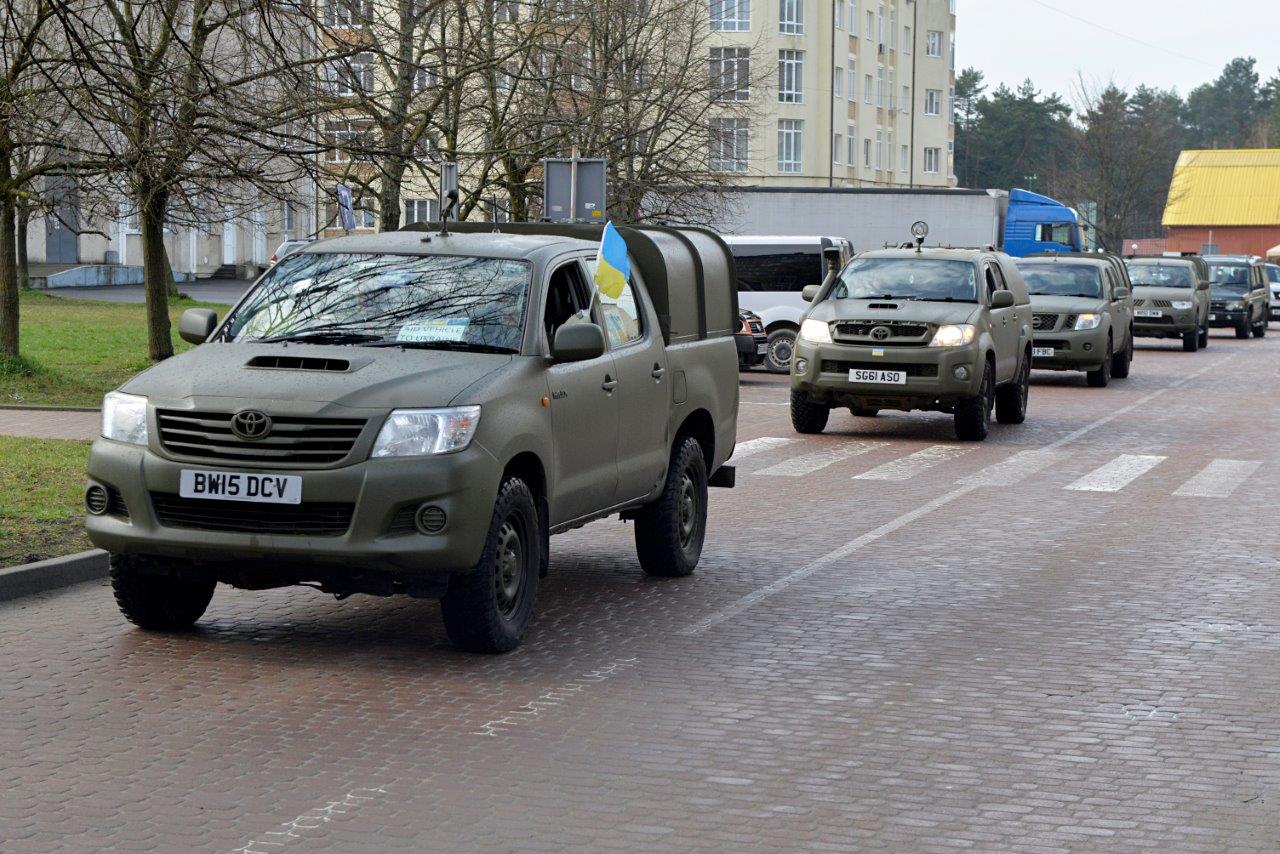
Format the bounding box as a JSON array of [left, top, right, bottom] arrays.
[[1197, 280, 1210, 291], [1114, 286, 1130, 300], [989, 290, 1015, 309], [178, 308, 218, 345], [801, 285, 820, 302], [551, 322, 606, 363]]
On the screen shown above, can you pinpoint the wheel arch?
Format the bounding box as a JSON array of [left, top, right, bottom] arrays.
[[675, 408, 715, 472], [501, 451, 550, 576]]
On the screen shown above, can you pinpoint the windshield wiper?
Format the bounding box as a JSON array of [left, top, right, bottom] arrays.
[[367, 340, 518, 354], [256, 331, 383, 345]]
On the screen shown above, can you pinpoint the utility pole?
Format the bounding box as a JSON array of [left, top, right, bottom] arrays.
[[829, 0, 837, 187], [908, 0, 918, 189]]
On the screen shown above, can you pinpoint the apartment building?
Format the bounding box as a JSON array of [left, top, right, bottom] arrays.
[[708, 0, 956, 188]]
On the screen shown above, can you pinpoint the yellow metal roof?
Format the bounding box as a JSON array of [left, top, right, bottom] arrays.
[[1163, 149, 1280, 227]]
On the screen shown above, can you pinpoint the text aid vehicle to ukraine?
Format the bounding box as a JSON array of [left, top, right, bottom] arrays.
[[85, 222, 740, 653], [789, 226, 1034, 442]]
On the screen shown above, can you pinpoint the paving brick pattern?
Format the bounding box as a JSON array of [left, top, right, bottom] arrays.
[[3, 332, 1280, 851], [0, 408, 98, 440]]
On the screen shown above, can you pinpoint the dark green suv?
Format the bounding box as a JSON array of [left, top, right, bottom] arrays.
[[1204, 255, 1269, 339]]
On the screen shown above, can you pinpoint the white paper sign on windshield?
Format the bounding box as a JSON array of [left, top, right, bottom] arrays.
[[397, 318, 470, 343]]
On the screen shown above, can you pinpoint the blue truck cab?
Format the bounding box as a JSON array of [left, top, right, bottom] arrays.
[[1002, 188, 1084, 257]]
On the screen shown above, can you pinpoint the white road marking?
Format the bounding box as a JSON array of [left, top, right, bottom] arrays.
[[730, 436, 800, 461], [754, 441, 886, 477], [852, 445, 972, 481], [1173, 459, 1262, 498], [684, 355, 1236, 636], [960, 449, 1070, 486], [1065, 454, 1166, 493]]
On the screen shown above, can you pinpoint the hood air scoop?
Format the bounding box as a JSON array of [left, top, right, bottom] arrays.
[[868, 302, 899, 310], [245, 354, 352, 372]]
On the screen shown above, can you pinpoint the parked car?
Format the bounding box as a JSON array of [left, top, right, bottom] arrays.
[[790, 232, 1032, 441], [1125, 255, 1211, 351], [86, 223, 740, 653], [1203, 254, 1269, 338], [1265, 263, 1280, 321], [735, 309, 768, 370], [268, 239, 313, 267], [1016, 254, 1135, 385], [722, 235, 853, 374]]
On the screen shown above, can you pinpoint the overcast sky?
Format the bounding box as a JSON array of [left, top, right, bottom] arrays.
[[956, 0, 1279, 106]]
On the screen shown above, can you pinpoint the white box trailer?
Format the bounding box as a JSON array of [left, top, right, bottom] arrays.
[[711, 187, 1009, 252]]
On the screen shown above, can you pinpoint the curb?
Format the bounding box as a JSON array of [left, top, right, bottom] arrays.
[[0, 404, 100, 413], [0, 549, 109, 602]]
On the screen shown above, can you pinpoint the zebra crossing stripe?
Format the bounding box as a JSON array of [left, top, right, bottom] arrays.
[[730, 436, 800, 461], [853, 445, 973, 482], [754, 441, 886, 477], [1172, 459, 1262, 498], [961, 449, 1070, 486], [1065, 454, 1165, 493]]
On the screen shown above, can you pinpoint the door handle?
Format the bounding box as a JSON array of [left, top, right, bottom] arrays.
[[601, 376, 619, 392], [651, 364, 666, 380]]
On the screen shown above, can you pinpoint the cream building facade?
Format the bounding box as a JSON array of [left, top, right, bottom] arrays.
[[708, 0, 956, 188]]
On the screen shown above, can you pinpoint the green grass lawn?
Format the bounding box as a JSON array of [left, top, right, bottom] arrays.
[[0, 290, 230, 408], [0, 435, 92, 565]]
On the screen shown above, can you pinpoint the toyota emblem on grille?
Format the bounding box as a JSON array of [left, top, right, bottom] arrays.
[[870, 326, 892, 341], [231, 410, 272, 440]]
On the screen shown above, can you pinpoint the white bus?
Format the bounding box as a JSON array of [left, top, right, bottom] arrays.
[[723, 235, 853, 372]]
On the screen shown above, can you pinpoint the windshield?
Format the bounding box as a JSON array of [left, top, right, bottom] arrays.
[[1267, 266, 1280, 284], [1208, 263, 1250, 292], [1019, 264, 1103, 297], [831, 258, 977, 302], [733, 251, 823, 293], [1125, 263, 1193, 288], [224, 252, 530, 352]]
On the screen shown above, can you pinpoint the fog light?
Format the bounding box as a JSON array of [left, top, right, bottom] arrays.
[[953, 365, 970, 381], [85, 485, 108, 515], [1083, 343, 1093, 352], [415, 504, 447, 535], [794, 358, 808, 373]]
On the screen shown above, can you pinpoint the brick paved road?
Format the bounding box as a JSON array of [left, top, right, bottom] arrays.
[[4, 330, 1280, 851], [0, 408, 98, 440]]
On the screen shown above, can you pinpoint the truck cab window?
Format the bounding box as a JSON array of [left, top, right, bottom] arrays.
[[584, 257, 644, 348], [544, 262, 592, 346]]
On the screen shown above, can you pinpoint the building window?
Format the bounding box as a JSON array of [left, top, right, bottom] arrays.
[[863, 73, 872, 104], [494, 0, 518, 22], [710, 117, 750, 172], [875, 128, 883, 170], [710, 0, 750, 32], [833, 132, 843, 164], [323, 119, 371, 162], [924, 146, 941, 174], [900, 144, 909, 172], [847, 0, 856, 30], [847, 55, 856, 101], [865, 10, 873, 39], [925, 88, 941, 116], [901, 84, 910, 114], [323, 0, 372, 27], [779, 0, 803, 34], [414, 67, 439, 93], [833, 1, 841, 28], [950, 33, 956, 70], [777, 119, 802, 173], [833, 66, 842, 99], [949, 86, 956, 123], [282, 201, 296, 232], [710, 47, 750, 101], [778, 50, 803, 103], [404, 199, 438, 225], [863, 137, 871, 168], [926, 30, 943, 57], [875, 66, 884, 107], [359, 207, 377, 230], [324, 51, 375, 95], [903, 25, 912, 53], [847, 123, 856, 165]]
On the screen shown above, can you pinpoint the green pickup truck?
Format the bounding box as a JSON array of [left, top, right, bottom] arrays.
[[86, 223, 740, 652]]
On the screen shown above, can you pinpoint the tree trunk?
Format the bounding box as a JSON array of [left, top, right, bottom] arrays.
[[380, 162, 406, 232], [0, 190, 18, 359], [140, 191, 174, 361], [16, 206, 30, 291]]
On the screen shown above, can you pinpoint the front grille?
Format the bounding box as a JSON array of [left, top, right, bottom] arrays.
[[1139, 315, 1175, 324], [156, 410, 366, 466], [1062, 315, 1078, 330], [150, 493, 354, 536], [1032, 313, 1058, 331], [106, 486, 130, 520], [1211, 301, 1229, 311], [1036, 339, 1068, 351], [821, 360, 938, 378], [1149, 299, 1173, 308], [748, 320, 764, 334]]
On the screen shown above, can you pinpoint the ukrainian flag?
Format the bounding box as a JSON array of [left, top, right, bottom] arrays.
[[594, 221, 630, 300]]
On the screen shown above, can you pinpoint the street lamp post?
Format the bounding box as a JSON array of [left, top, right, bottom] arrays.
[[908, 0, 918, 189]]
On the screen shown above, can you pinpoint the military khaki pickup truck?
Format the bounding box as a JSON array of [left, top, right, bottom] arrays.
[[86, 223, 739, 653]]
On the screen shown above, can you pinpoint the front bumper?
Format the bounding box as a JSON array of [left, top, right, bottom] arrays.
[[1031, 325, 1110, 371], [1133, 308, 1197, 339], [735, 332, 768, 367], [85, 439, 502, 575], [1207, 308, 1247, 328], [791, 338, 982, 411]]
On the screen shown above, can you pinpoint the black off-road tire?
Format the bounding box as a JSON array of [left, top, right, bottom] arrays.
[[1182, 328, 1199, 352], [441, 477, 542, 653], [1112, 333, 1133, 378], [110, 553, 215, 631], [995, 352, 1030, 425], [955, 361, 994, 442], [790, 389, 830, 434], [1235, 316, 1250, 339], [848, 403, 880, 418], [635, 437, 708, 578], [1198, 323, 1209, 348], [764, 328, 797, 374], [1253, 316, 1267, 338], [1087, 337, 1113, 387]]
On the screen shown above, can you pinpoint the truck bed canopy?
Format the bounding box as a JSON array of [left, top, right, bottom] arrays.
[[400, 221, 737, 344]]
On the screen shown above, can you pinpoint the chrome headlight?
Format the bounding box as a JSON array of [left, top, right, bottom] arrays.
[[799, 318, 832, 344], [1170, 300, 1193, 310], [372, 406, 481, 458], [929, 324, 976, 347], [1228, 301, 1243, 311], [101, 392, 149, 445], [1074, 313, 1102, 330]]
